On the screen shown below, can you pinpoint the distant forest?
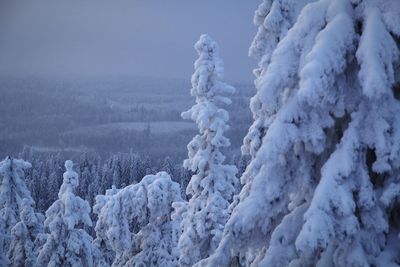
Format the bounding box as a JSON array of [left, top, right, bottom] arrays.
[[0, 75, 253, 216], [0, 76, 253, 161]]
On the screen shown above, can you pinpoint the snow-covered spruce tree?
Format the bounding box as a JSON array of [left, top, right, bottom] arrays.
[[93, 185, 119, 267], [177, 34, 238, 267], [0, 218, 9, 266], [0, 157, 34, 254], [7, 198, 45, 266], [199, 0, 400, 266], [37, 160, 99, 267], [94, 172, 182, 267]]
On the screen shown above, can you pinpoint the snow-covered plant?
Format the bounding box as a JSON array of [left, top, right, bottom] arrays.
[[93, 185, 119, 266], [200, 0, 400, 266], [7, 198, 45, 266], [177, 34, 238, 267], [94, 172, 182, 267], [0, 157, 33, 256], [37, 160, 98, 267]]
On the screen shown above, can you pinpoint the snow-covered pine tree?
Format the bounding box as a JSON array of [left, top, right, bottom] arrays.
[[0, 218, 9, 266], [200, 0, 400, 266], [47, 154, 64, 209], [78, 167, 91, 201], [37, 160, 99, 266], [0, 157, 34, 255], [93, 185, 119, 266], [101, 159, 114, 192], [94, 172, 182, 267], [111, 154, 123, 188], [177, 34, 238, 267], [88, 164, 102, 207], [7, 198, 45, 266], [160, 156, 174, 177]]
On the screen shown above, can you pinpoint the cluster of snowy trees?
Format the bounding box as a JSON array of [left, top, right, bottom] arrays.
[[0, 156, 182, 266], [19, 149, 190, 213], [0, 34, 238, 266], [1, 0, 399, 266], [19, 148, 248, 216]]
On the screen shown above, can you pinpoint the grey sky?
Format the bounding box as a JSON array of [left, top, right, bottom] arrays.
[[0, 0, 260, 83]]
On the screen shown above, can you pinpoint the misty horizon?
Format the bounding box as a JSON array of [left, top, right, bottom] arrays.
[[0, 0, 260, 83]]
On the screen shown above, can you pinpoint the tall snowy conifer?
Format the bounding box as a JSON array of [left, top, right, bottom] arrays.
[[94, 172, 182, 267], [199, 0, 400, 266], [37, 160, 98, 266], [7, 198, 45, 266], [0, 157, 34, 258], [177, 34, 238, 266]]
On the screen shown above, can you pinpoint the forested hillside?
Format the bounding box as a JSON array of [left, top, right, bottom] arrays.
[[0, 76, 253, 160]]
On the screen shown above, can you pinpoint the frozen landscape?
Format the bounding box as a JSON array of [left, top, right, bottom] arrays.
[[1, 0, 400, 266]]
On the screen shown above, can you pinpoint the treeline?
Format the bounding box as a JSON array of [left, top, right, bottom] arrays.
[[0, 148, 248, 265], [19, 147, 249, 216]]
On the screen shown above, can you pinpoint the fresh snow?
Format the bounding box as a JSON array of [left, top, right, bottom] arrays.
[[176, 34, 238, 267], [1, 1, 399, 266], [199, 0, 400, 266]]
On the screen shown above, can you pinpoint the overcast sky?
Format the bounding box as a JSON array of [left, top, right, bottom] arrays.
[[0, 0, 260, 83]]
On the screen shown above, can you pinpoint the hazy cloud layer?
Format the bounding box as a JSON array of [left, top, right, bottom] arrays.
[[0, 0, 259, 82]]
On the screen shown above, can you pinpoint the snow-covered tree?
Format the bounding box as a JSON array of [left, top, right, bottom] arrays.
[[45, 154, 64, 210], [0, 218, 9, 266], [177, 34, 238, 267], [200, 0, 400, 266], [159, 156, 174, 177], [94, 172, 182, 267], [7, 198, 45, 266], [37, 160, 98, 267], [93, 185, 119, 266], [0, 157, 33, 255]]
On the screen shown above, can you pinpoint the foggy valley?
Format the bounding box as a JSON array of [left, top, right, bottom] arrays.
[[0, 75, 253, 160]]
